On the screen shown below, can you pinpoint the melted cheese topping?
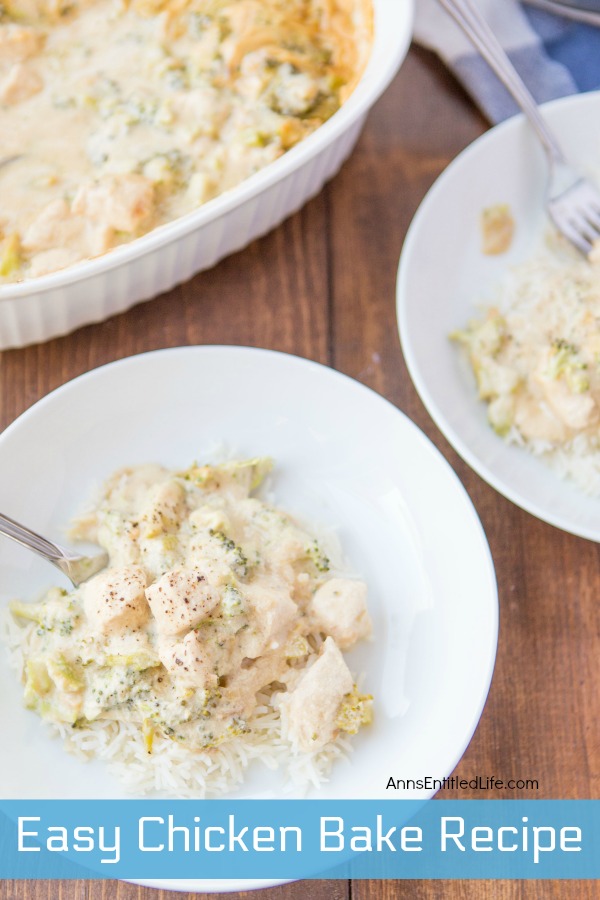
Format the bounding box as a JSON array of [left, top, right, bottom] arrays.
[[0, 0, 372, 281]]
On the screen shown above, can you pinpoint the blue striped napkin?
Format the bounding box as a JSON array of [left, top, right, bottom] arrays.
[[414, 0, 600, 123]]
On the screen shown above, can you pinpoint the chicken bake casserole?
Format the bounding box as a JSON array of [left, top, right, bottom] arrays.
[[0, 0, 372, 282]]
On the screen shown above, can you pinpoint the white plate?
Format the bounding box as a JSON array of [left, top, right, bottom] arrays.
[[398, 91, 600, 543], [0, 0, 413, 350], [0, 346, 497, 890]]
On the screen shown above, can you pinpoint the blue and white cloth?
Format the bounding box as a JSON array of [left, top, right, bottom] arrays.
[[414, 0, 600, 123]]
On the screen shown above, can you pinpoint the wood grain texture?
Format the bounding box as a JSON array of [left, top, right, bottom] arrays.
[[1, 881, 349, 900], [1, 45, 599, 900]]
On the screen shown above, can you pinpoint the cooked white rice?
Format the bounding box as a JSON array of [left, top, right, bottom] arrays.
[[505, 425, 600, 496]]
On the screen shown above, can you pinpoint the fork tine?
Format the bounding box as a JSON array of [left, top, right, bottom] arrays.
[[548, 175, 600, 255], [581, 206, 600, 234], [587, 195, 600, 216], [550, 215, 593, 256], [438, 0, 600, 259], [569, 210, 600, 246]]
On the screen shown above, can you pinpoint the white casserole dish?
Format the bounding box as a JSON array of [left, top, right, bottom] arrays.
[[0, 0, 413, 349]]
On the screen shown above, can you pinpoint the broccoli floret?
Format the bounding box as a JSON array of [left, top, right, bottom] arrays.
[[222, 584, 244, 617], [209, 529, 249, 577], [547, 339, 589, 393], [336, 687, 373, 735], [0, 233, 21, 278], [305, 540, 330, 573]]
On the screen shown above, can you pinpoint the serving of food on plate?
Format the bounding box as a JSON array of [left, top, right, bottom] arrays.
[[398, 91, 600, 541], [0, 0, 371, 282], [452, 233, 600, 497], [5, 454, 373, 797]]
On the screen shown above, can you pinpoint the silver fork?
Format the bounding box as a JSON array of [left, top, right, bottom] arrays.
[[0, 512, 108, 587], [523, 0, 600, 28], [0, 155, 22, 171], [438, 0, 600, 256]]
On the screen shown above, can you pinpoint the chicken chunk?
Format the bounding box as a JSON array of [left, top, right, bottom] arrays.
[[221, 653, 288, 718], [0, 62, 43, 105], [480, 204, 515, 256], [514, 395, 568, 444], [83, 566, 149, 634], [28, 247, 83, 278], [22, 198, 112, 259], [279, 636, 353, 752], [309, 578, 371, 649], [158, 630, 218, 689], [72, 174, 154, 233], [170, 87, 229, 139], [145, 568, 220, 636], [0, 24, 43, 63], [140, 479, 186, 539], [533, 370, 597, 432], [239, 579, 297, 658]]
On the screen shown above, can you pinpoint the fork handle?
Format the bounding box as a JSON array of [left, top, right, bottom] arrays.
[[523, 0, 600, 28], [0, 512, 71, 566], [437, 0, 567, 168]]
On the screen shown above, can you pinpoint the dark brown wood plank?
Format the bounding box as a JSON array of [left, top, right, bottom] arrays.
[[349, 881, 600, 899]]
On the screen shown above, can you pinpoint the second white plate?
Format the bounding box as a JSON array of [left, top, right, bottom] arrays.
[[398, 91, 600, 542]]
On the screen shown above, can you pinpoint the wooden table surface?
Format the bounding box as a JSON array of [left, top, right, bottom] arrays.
[[2, 45, 599, 900]]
